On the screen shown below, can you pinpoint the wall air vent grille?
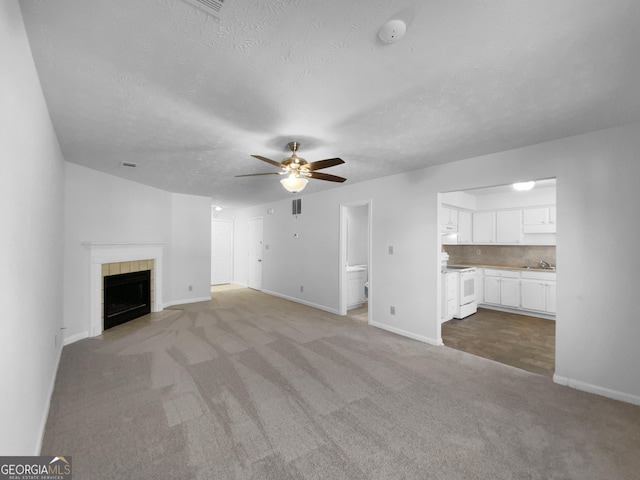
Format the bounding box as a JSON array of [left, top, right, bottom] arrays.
[[292, 198, 302, 215], [182, 0, 226, 18], [121, 162, 138, 168]]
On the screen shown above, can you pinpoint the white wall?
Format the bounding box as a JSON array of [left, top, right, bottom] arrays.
[[233, 123, 640, 405], [168, 193, 212, 305], [475, 187, 556, 210], [64, 163, 211, 341], [0, 0, 65, 454], [346, 204, 369, 266]]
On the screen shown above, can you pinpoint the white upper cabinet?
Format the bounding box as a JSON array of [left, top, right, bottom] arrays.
[[457, 210, 473, 243], [496, 210, 523, 243], [441, 207, 458, 233], [472, 211, 496, 243], [523, 206, 556, 233]]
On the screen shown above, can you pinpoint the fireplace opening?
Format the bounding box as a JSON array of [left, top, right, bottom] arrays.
[[104, 270, 151, 330]]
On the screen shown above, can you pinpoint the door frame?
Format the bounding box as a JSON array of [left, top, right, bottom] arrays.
[[339, 200, 373, 319]]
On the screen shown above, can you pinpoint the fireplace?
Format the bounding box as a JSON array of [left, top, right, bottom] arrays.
[[84, 242, 164, 338], [103, 270, 151, 329]]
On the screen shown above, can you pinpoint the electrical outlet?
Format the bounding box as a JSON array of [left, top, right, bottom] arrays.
[[388, 246, 394, 255], [390, 306, 396, 315], [476, 248, 481, 255], [188, 285, 193, 291], [300, 285, 304, 292]]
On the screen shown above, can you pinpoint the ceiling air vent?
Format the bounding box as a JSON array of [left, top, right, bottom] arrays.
[[292, 198, 302, 215], [121, 162, 138, 168], [182, 0, 226, 19]]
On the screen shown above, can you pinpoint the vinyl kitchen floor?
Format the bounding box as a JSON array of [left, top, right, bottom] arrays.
[[441, 308, 555, 377]]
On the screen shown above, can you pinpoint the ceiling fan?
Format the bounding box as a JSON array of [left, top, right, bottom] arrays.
[[235, 141, 346, 193]]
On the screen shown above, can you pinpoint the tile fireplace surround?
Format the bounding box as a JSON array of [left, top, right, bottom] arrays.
[[84, 242, 164, 337]]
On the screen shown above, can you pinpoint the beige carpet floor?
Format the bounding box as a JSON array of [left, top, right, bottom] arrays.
[[42, 287, 640, 479]]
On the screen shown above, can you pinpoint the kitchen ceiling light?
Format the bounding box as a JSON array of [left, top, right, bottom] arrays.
[[280, 174, 308, 193], [513, 181, 535, 191]]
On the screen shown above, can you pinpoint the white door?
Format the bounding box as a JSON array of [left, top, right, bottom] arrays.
[[247, 217, 263, 290], [211, 219, 233, 285]]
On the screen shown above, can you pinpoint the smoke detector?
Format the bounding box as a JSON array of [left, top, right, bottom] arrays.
[[182, 0, 226, 19], [378, 19, 407, 43]]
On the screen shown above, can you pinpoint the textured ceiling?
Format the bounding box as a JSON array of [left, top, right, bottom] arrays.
[[19, 0, 640, 209]]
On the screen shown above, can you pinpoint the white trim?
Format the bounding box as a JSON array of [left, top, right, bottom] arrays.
[[84, 242, 165, 338], [261, 289, 341, 315], [163, 296, 212, 308], [479, 303, 556, 321], [36, 342, 63, 454], [370, 320, 443, 346], [553, 375, 640, 406], [63, 331, 89, 346]]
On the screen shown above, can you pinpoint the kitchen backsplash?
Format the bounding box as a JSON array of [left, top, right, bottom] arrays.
[[444, 245, 556, 268]]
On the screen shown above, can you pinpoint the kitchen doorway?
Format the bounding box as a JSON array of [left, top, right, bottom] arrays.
[[438, 178, 557, 376], [339, 201, 372, 321]]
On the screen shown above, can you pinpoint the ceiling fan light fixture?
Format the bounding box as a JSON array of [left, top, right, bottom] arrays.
[[280, 174, 308, 193]]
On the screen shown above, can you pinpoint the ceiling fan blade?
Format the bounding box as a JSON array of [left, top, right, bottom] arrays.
[[304, 157, 344, 171], [308, 171, 347, 183], [251, 155, 285, 168], [235, 172, 282, 178]]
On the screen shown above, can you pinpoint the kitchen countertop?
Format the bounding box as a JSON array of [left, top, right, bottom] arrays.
[[449, 264, 556, 272]]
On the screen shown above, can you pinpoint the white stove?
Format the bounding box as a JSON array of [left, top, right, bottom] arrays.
[[441, 263, 478, 320]]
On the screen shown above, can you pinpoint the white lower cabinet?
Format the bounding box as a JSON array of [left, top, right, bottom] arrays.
[[347, 269, 367, 309], [441, 271, 458, 323], [520, 271, 556, 314], [482, 268, 555, 317], [484, 270, 520, 307], [500, 278, 521, 307], [521, 280, 546, 311]]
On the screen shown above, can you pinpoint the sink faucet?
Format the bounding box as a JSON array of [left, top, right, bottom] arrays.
[[539, 260, 551, 269]]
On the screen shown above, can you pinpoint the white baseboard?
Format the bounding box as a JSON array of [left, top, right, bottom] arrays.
[[553, 374, 640, 406], [370, 320, 443, 346], [479, 303, 556, 321], [37, 341, 63, 454], [261, 289, 341, 315], [63, 331, 88, 346], [163, 295, 212, 308]]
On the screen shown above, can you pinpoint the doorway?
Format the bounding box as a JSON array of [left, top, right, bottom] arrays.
[[340, 201, 372, 320], [438, 179, 557, 375]]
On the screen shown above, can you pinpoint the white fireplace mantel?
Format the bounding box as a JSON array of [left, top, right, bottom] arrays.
[[84, 242, 165, 337]]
